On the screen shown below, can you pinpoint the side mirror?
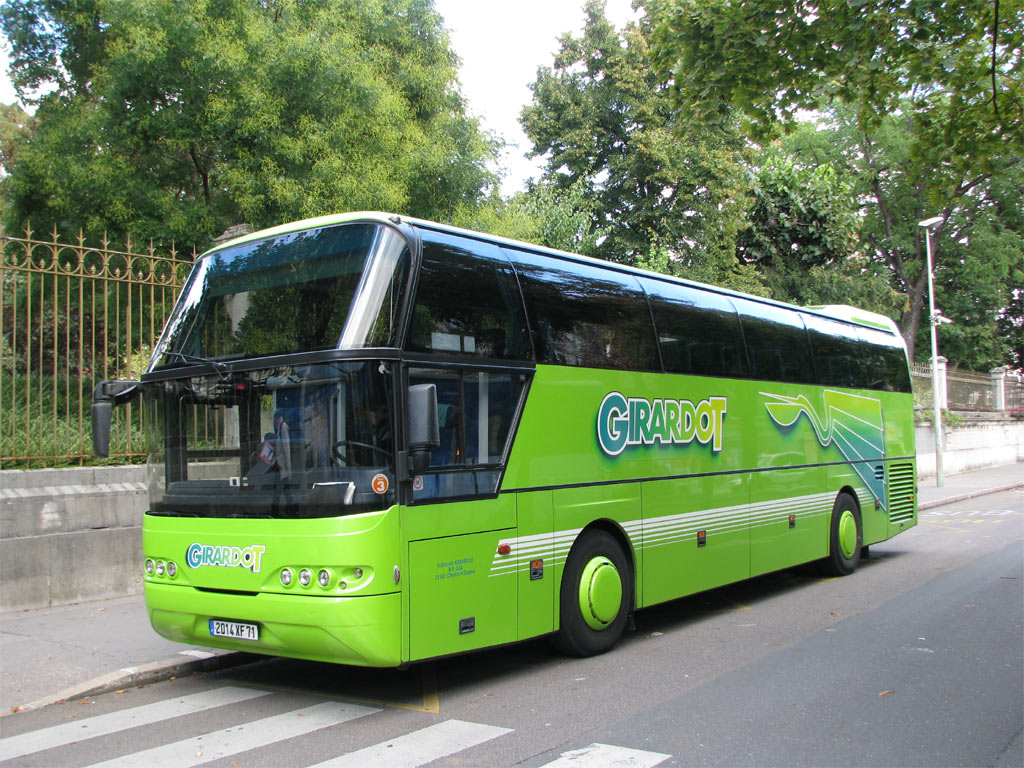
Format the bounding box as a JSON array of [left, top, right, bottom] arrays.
[[91, 380, 140, 457], [92, 400, 113, 457], [407, 383, 440, 474]]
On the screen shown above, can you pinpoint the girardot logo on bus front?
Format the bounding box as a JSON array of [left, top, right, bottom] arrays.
[[597, 391, 727, 457], [185, 543, 267, 573]]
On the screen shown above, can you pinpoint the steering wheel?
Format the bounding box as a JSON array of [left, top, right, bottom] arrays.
[[331, 440, 390, 467]]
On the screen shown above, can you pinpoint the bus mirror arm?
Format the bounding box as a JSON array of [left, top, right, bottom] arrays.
[[407, 383, 440, 475], [91, 380, 140, 457]]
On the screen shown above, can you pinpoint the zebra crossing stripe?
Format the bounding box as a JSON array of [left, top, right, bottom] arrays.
[[84, 700, 380, 768], [309, 719, 513, 768], [538, 742, 671, 767], [0, 687, 269, 762]]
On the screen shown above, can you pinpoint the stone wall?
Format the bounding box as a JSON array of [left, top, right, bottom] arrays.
[[0, 466, 148, 612], [915, 418, 1024, 479]]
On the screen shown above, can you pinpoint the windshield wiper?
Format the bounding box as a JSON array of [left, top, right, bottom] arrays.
[[163, 352, 230, 377]]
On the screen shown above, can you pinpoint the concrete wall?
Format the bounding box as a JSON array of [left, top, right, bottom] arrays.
[[0, 466, 148, 612], [915, 418, 1024, 479], [2, 418, 1023, 612]]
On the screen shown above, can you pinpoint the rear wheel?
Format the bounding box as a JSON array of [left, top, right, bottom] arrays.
[[820, 492, 862, 577], [554, 529, 633, 657]]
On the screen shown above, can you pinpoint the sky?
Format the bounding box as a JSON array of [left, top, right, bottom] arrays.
[[432, 0, 640, 193], [0, 0, 640, 195]]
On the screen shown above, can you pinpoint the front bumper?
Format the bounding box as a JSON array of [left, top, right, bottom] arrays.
[[145, 581, 402, 667]]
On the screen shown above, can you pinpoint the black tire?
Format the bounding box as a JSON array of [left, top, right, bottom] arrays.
[[553, 529, 633, 657], [819, 492, 862, 577]]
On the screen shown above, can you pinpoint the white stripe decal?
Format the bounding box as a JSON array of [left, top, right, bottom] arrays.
[[0, 687, 270, 762], [538, 742, 671, 767], [310, 719, 512, 768], [490, 491, 845, 573], [85, 701, 380, 768]]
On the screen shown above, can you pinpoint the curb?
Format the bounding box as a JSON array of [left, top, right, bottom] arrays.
[[918, 482, 1023, 511], [7, 650, 256, 716]]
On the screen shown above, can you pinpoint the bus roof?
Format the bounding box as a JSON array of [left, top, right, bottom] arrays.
[[208, 211, 903, 338]]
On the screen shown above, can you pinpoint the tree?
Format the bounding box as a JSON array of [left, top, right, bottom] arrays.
[[780, 107, 1024, 368], [454, 179, 599, 255], [1, 0, 497, 250], [521, 0, 755, 288], [647, 0, 1023, 153], [737, 149, 907, 317], [648, 0, 1024, 366]]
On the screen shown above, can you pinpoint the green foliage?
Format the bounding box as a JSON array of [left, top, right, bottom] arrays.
[[648, 0, 1023, 157], [453, 179, 599, 254], [0, 371, 145, 468], [1, 0, 498, 250], [647, 0, 1024, 368], [735, 149, 907, 316], [764, 105, 1023, 369], [521, 0, 748, 270], [738, 154, 858, 268]]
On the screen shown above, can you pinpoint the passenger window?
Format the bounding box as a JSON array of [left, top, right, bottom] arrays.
[[506, 250, 659, 371], [804, 314, 868, 388], [642, 279, 748, 377], [734, 299, 814, 384], [858, 327, 912, 393], [407, 367, 529, 502], [407, 233, 531, 360]]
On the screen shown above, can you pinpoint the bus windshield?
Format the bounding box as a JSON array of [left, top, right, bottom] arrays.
[[153, 222, 410, 366], [144, 360, 395, 518]]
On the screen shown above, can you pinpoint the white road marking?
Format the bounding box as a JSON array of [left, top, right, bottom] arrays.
[[538, 742, 672, 767], [84, 700, 380, 768], [309, 719, 513, 767], [0, 687, 269, 762]]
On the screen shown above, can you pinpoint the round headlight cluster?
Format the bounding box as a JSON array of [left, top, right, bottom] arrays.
[[145, 559, 178, 579], [278, 566, 370, 591]]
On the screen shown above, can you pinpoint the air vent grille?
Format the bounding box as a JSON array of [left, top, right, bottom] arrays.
[[887, 463, 916, 523]]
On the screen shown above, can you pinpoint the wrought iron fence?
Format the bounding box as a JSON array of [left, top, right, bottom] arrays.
[[1, 225, 194, 468], [912, 361, 1024, 417], [911, 363, 934, 409], [947, 368, 997, 411]]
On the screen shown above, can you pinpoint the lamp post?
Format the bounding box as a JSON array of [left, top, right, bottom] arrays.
[[919, 216, 944, 486]]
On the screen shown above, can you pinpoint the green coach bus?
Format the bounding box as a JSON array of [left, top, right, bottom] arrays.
[[92, 211, 917, 666]]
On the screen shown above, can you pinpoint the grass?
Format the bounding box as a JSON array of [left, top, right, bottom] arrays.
[[0, 373, 146, 469]]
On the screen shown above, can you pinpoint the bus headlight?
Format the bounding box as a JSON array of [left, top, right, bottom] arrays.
[[317, 569, 330, 587], [280, 568, 293, 586], [298, 569, 312, 587]]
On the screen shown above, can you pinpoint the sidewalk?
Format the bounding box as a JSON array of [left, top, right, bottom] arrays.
[[1, 462, 1020, 716]]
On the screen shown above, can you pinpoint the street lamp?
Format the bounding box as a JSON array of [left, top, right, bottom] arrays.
[[919, 216, 944, 486]]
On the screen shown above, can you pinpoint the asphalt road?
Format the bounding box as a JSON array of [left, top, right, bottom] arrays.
[[2, 490, 1021, 768]]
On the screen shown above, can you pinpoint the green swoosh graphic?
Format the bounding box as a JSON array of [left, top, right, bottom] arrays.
[[762, 390, 886, 508]]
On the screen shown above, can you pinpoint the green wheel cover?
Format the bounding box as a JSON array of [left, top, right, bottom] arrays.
[[838, 509, 857, 559], [577, 555, 622, 630]]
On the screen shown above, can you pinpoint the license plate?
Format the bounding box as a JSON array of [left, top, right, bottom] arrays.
[[209, 619, 259, 641]]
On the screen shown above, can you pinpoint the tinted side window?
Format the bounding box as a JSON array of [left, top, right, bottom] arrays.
[[408, 367, 529, 502], [804, 314, 868, 388], [734, 299, 814, 384], [407, 232, 531, 360], [858, 326, 912, 392], [641, 279, 748, 377], [507, 250, 659, 371]]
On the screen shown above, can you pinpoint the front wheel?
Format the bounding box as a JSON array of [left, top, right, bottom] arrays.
[[820, 492, 862, 577], [553, 529, 633, 657]]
